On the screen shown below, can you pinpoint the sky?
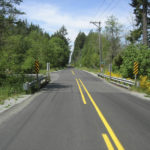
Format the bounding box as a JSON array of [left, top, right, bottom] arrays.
[[18, 0, 134, 49]]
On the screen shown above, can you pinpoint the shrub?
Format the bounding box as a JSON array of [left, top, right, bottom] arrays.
[[113, 44, 150, 79], [140, 76, 150, 93]]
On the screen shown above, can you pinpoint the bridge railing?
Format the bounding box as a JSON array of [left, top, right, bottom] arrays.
[[23, 76, 48, 92]]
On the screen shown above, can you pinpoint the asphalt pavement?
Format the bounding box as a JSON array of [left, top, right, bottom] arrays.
[[0, 68, 150, 150]]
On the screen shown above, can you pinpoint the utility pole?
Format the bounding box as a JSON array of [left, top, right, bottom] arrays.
[[90, 21, 103, 72]]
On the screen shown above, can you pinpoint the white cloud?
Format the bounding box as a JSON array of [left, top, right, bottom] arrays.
[[20, 2, 93, 44], [19, 1, 132, 50]]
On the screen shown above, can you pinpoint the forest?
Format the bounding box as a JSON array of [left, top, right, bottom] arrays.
[[72, 0, 150, 78], [0, 0, 70, 100], [71, 0, 150, 93], [0, 0, 150, 100]]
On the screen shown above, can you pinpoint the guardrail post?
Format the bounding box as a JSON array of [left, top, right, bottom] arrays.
[[23, 82, 29, 93], [136, 81, 140, 87], [36, 73, 40, 90]]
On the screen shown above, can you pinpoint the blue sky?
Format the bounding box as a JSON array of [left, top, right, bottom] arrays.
[[18, 0, 134, 47]]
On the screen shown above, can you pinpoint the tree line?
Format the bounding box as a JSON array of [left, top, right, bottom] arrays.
[[71, 16, 123, 69], [72, 0, 150, 79], [0, 0, 70, 75], [0, 0, 70, 99]]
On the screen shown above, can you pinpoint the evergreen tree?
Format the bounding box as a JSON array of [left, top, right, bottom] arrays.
[[72, 30, 111, 68], [71, 32, 86, 63], [129, 0, 150, 46], [50, 26, 70, 67], [0, 0, 24, 50]]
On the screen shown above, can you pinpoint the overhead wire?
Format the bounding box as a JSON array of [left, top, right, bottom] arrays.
[[105, 0, 122, 18], [93, 0, 106, 18], [81, 0, 107, 31], [81, 0, 122, 33], [95, 0, 115, 19]]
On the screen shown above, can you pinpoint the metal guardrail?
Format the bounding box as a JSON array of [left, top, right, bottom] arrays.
[[23, 76, 48, 92], [98, 73, 135, 88]]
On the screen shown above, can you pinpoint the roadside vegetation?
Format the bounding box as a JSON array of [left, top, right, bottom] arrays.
[[0, 74, 34, 103], [0, 0, 70, 101], [71, 0, 150, 95]]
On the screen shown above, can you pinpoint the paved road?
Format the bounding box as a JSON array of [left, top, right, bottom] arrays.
[[0, 68, 150, 150]]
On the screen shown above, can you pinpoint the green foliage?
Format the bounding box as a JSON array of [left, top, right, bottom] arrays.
[[0, 24, 70, 73], [72, 30, 111, 68], [105, 15, 123, 60], [129, 0, 150, 45], [0, 34, 26, 73], [0, 1, 70, 100], [72, 16, 123, 69], [0, 74, 36, 102], [113, 44, 150, 78], [0, 0, 24, 49], [48, 36, 70, 67], [22, 56, 35, 73], [81, 32, 100, 68], [113, 53, 123, 71], [130, 0, 150, 27], [126, 28, 142, 43], [72, 32, 86, 64]]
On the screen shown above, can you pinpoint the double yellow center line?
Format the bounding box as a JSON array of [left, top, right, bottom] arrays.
[[76, 78, 125, 150], [76, 79, 86, 104], [102, 134, 114, 150], [72, 70, 75, 75]]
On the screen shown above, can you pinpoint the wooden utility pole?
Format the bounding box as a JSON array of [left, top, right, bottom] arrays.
[[90, 21, 103, 72]]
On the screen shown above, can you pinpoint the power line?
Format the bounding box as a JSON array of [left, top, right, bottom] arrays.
[[88, 0, 107, 23], [93, 0, 106, 17], [96, 0, 120, 20], [105, 0, 122, 17], [95, 0, 115, 19], [80, 1, 106, 31], [89, 0, 116, 27]]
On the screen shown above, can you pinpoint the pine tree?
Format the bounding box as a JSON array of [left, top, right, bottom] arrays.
[[71, 32, 86, 63], [0, 0, 24, 50], [130, 0, 150, 46]]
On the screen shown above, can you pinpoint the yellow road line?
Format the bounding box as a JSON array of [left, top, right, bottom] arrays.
[[102, 133, 114, 150], [76, 79, 87, 104], [79, 79, 124, 150], [72, 70, 75, 75]]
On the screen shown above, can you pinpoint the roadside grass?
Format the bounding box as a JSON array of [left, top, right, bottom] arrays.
[[0, 85, 26, 104], [0, 68, 65, 103], [0, 74, 34, 103], [130, 86, 150, 97]]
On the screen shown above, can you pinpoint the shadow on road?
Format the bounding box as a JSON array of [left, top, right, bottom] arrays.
[[41, 83, 71, 92]]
